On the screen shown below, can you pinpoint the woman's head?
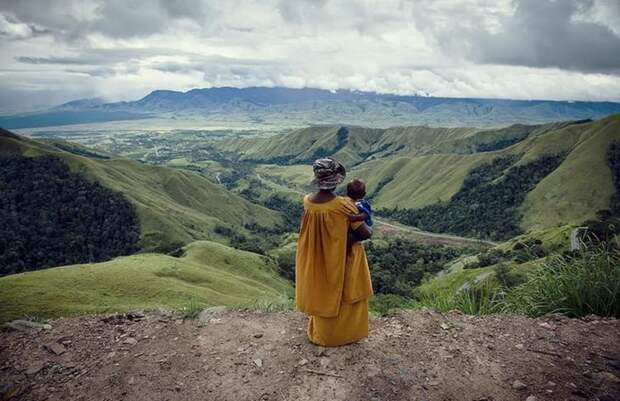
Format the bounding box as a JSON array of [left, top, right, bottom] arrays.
[[311, 157, 346, 191]]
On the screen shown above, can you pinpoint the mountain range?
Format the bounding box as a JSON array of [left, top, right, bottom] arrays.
[[2, 87, 620, 129]]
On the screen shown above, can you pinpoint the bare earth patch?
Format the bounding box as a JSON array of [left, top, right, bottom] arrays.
[[1, 310, 619, 401]]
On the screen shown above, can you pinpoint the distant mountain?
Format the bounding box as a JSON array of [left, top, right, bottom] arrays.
[[2, 87, 620, 128]]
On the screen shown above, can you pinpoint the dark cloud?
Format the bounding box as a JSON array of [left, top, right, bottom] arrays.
[[474, 0, 620, 72], [416, 0, 620, 73], [0, 0, 210, 40], [1, 0, 620, 111]]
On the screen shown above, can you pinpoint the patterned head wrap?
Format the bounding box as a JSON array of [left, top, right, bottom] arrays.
[[311, 157, 346, 190]]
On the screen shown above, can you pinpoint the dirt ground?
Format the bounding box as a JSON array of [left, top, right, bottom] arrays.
[[1, 309, 619, 401]]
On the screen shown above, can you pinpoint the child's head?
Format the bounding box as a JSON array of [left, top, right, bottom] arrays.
[[347, 178, 366, 200]]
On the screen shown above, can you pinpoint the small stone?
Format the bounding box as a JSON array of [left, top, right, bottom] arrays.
[[253, 359, 263, 368], [525, 396, 537, 401], [253, 333, 263, 339], [545, 381, 556, 387], [42, 324, 52, 330], [45, 342, 66, 355], [298, 358, 308, 366], [428, 381, 440, 386], [512, 380, 527, 390], [515, 344, 524, 350], [25, 364, 45, 375], [440, 323, 450, 330], [128, 377, 135, 385], [123, 337, 138, 345], [197, 306, 226, 324]]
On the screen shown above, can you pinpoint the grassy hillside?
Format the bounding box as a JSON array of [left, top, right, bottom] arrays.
[[0, 241, 293, 323], [232, 116, 620, 232], [0, 131, 284, 251], [520, 116, 620, 229]]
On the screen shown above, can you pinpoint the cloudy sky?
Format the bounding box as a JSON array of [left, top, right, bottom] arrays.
[[1, 0, 620, 111]]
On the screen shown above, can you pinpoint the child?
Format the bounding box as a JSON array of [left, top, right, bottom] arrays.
[[346, 178, 373, 227]]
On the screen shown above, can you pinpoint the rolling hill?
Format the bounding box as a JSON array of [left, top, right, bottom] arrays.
[[2, 87, 620, 129], [218, 115, 620, 234], [0, 129, 284, 253], [0, 240, 292, 323]]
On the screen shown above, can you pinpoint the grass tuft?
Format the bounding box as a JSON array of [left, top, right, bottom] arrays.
[[506, 247, 620, 317]]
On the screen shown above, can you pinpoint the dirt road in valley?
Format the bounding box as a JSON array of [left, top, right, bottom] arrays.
[[2, 309, 619, 401], [374, 218, 497, 248]]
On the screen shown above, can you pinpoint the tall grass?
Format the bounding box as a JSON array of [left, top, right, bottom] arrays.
[[417, 282, 505, 315], [506, 247, 620, 317]]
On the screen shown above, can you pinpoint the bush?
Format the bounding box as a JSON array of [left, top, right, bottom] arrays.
[[506, 248, 620, 317], [370, 293, 416, 316], [277, 251, 296, 282], [494, 263, 525, 289]]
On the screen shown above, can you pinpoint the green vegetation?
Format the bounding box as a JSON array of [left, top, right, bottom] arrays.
[[507, 248, 620, 317], [0, 132, 283, 253], [0, 155, 139, 275], [607, 141, 620, 215], [417, 247, 620, 318], [0, 241, 293, 323], [380, 154, 565, 240], [366, 239, 465, 297]]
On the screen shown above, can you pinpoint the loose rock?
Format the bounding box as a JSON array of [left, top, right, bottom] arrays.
[[45, 342, 66, 355], [512, 380, 527, 390], [123, 337, 138, 345]]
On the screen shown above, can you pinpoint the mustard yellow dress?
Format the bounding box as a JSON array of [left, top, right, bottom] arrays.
[[295, 195, 373, 346]]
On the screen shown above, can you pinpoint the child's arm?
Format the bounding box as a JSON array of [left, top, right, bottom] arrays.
[[348, 212, 369, 222]]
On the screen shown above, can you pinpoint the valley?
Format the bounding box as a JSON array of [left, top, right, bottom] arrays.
[[1, 112, 619, 324], [1, 105, 620, 401]]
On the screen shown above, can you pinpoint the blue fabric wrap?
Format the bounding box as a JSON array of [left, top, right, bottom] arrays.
[[355, 199, 373, 226]]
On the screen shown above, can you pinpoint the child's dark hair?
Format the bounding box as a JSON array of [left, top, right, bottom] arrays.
[[347, 178, 366, 200]]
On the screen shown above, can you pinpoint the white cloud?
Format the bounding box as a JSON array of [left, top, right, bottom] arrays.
[[0, 0, 619, 111]]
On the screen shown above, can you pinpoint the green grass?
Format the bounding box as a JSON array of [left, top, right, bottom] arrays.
[[506, 247, 620, 317], [417, 281, 505, 315], [216, 116, 620, 234], [0, 241, 293, 323], [0, 134, 284, 252], [520, 116, 620, 229]]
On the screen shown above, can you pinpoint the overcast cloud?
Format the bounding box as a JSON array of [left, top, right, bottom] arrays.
[[1, 0, 619, 111]]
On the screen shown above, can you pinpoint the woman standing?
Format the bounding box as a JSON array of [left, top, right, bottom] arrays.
[[295, 157, 373, 346]]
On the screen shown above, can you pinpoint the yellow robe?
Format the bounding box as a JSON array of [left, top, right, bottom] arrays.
[[295, 195, 373, 346]]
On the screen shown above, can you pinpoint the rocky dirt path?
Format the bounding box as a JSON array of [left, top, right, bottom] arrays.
[[1, 310, 619, 401]]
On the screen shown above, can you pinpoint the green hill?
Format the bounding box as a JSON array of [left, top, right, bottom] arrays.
[[225, 116, 620, 233], [0, 240, 293, 323], [0, 130, 284, 252]]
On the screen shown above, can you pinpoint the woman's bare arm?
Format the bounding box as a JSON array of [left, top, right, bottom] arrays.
[[352, 222, 372, 241]]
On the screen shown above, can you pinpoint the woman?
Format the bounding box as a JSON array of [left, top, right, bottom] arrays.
[[295, 157, 373, 346]]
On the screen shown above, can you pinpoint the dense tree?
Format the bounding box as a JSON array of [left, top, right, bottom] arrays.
[[379, 154, 566, 240], [365, 239, 464, 297], [0, 155, 140, 275], [608, 142, 620, 215]]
